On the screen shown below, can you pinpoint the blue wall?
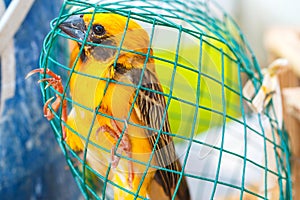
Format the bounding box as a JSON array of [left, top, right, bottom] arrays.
[[0, 0, 81, 199]]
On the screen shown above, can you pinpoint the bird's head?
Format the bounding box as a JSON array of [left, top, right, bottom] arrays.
[[59, 13, 152, 67]]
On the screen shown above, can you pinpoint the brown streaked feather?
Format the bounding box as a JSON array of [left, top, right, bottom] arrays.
[[114, 62, 190, 199]]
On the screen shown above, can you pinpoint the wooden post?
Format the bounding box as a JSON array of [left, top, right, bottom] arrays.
[[0, 0, 35, 54], [265, 28, 300, 199]]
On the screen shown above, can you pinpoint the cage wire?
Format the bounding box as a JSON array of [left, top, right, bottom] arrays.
[[36, 0, 292, 199]]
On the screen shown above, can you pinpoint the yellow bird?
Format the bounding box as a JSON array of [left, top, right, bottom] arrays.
[[28, 13, 190, 200]]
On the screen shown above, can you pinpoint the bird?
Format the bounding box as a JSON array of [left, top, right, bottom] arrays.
[[27, 12, 190, 200]]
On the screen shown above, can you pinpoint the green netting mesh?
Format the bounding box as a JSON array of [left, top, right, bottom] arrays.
[[35, 0, 291, 199]]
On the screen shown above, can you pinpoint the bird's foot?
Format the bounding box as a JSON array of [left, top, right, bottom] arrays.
[[96, 118, 134, 188], [26, 68, 68, 139]]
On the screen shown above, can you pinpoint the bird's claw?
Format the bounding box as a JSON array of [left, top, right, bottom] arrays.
[[44, 97, 55, 120], [111, 146, 121, 168], [97, 118, 134, 188], [26, 68, 67, 139]]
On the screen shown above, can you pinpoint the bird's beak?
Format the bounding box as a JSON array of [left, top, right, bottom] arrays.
[[58, 15, 86, 41]]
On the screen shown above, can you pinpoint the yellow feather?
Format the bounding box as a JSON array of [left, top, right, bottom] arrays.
[[63, 13, 189, 199]]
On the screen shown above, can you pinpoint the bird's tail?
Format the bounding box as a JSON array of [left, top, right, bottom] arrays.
[[148, 159, 190, 200], [172, 159, 190, 200]]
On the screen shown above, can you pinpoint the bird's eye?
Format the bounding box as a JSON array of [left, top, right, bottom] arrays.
[[93, 24, 105, 36]]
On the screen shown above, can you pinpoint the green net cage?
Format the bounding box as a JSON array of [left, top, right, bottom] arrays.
[[33, 0, 292, 199]]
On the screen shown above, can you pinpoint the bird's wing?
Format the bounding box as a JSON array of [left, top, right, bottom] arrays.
[[115, 63, 179, 197]]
